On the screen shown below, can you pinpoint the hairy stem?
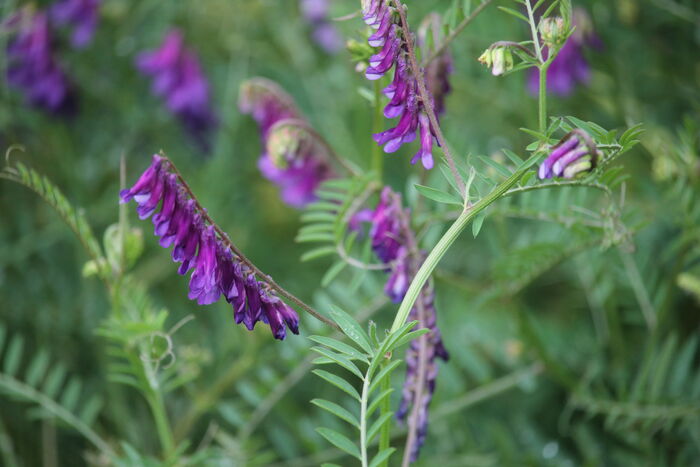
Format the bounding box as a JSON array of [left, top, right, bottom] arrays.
[[538, 61, 549, 134], [373, 81, 384, 179], [390, 155, 538, 333], [424, 0, 494, 65], [394, 1, 465, 195], [163, 157, 340, 332]]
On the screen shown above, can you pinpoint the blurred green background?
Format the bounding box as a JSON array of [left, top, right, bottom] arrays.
[[1, 0, 700, 465]]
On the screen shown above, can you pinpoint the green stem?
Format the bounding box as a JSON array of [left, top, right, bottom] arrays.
[[389, 155, 538, 333], [377, 363, 392, 467], [359, 375, 370, 467], [147, 391, 176, 458], [538, 62, 549, 134], [372, 81, 384, 180]]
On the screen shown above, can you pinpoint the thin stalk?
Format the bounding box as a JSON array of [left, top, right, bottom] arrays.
[[538, 61, 549, 134], [147, 391, 176, 458], [390, 155, 538, 333], [424, 0, 494, 65], [163, 157, 340, 332], [360, 375, 370, 467], [525, 0, 544, 63], [373, 80, 384, 179], [377, 367, 392, 467], [394, 1, 465, 195]]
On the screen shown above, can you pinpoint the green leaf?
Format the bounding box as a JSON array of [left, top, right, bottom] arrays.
[[503, 149, 523, 166], [3, 336, 24, 377], [479, 155, 513, 178], [367, 411, 394, 442], [43, 364, 67, 399], [26, 349, 50, 387], [367, 388, 394, 417], [369, 360, 403, 394], [78, 396, 102, 425], [316, 427, 361, 460], [312, 399, 360, 428], [312, 347, 364, 379], [313, 369, 361, 400], [329, 306, 373, 355], [322, 261, 348, 287], [301, 246, 337, 262], [497, 6, 529, 22], [520, 170, 536, 186], [472, 212, 486, 238], [390, 328, 431, 351], [60, 378, 82, 412], [414, 184, 463, 206], [309, 336, 369, 362], [370, 448, 396, 467], [296, 232, 336, 243]]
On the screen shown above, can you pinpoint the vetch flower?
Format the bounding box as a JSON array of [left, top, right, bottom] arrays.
[[5, 7, 74, 113], [121, 154, 300, 340], [239, 78, 335, 208], [538, 129, 598, 179], [50, 0, 100, 48], [370, 187, 408, 264], [300, 0, 343, 53], [136, 30, 218, 152]]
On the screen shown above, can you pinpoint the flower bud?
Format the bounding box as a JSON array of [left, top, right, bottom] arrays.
[[346, 38, 374, 62], [539, 17, 567, 48], [490, 47, 513, 76]]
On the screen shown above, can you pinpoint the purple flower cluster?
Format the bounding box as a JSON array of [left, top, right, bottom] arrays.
[[5, 7, 73, 113], [239, 78, 335, 208], [300, 0, 343, 54], [362, 0, 439, 170], [50, 0, 100, 48], [369, 186, 448, 460], [120, 155, 300, 340], [528, 8, 600, 96], [396, 281, 449, 462], [538, 129, 598, 179], [136, 30, 218, 152]]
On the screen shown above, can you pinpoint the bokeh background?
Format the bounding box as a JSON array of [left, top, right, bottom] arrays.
[[1, 0, 700, 465]]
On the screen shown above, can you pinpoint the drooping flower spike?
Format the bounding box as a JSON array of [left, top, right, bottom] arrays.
[[120, 154, 300, 340], [239, 78, 335, 208], [136, 30, 218, 152], [538, 129, 599, 179], [50, 0, 100, 48], [361, 0, 440, 170], [5, 7, 74, 113], [368, 186, 448, 460]]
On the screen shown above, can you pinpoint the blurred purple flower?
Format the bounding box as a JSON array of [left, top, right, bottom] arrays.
[[370, 187, 408, 264], [300, 0, 343, 53], [239, 78, 335, 208], [50, 0, 100, 48], [121, 154, 300, 340], [363, 0, 439, 169], [5, 7, 74, 113], [528, 8, 600, 96], [136, 30, 218, 152]]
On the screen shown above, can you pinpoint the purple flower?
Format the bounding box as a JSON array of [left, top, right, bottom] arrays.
[[50, 0, 100, 48], [362, 0, 440, 169], [538, 129, 598, 179], [136, 30, 217, 152], [370, 187, 408, 264], [528, 8, 600, 96], [121, 154, 300, 340], [239, 78, 335, 208], [5, 7, 73, 113], [300, 0, 343, 53]]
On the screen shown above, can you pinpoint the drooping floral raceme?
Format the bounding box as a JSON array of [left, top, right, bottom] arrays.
[[369, 186, 448, 461], [5, 7, 73, 113], [300, 0, 343, 54], [362, 0, 440, 169], [120, 154, 300, 340], [239, 78, 335, 208], [50, 0, 100, 48], [528, 8, 600, 96], [538, 129, 599, 179], [136, 30, 218, 152]]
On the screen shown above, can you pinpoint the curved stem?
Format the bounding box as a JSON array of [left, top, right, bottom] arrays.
[[525, 0, 544, 63], [390, 155, 538, 333], [163, 157, 340, 332], [372, 81, 384, 179], [394, 1, 465, 195], [424, 0, 494, 66]]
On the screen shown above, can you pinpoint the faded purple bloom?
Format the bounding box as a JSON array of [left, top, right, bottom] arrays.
[[300, 0, 342, 53], [121, 154, 300, 340], [396, 281, 449, 462], [538, 129, 598, 179], [50, 0, 100, 48], [362, 0, 439, 169], [136, 30, 217, 152], [370, 187, 407, 264], [424, 52, 452, 117], [239, 78, 335, 208], [528, 8, 600, 96], [5, 8, 73, 113]]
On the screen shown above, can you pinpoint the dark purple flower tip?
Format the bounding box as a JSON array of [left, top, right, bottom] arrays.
[[370, 187, 406, 263], [119, 155, 165, 203], [411, 113, 434, 170], [385, 249, 410, 302], [50, 0, 100, 48]]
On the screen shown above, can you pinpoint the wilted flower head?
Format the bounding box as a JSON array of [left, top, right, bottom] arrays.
[[362, 0, 440, 170], [529, 8, 600, 96], [50, 0, 100, 48], [5, 7, 73, 113], [136, 30, 217, 152], [239, 78, 335, 208], [120, 154, 300, 340], [300, 0, 343, 53], [538, 129, 598, 179]]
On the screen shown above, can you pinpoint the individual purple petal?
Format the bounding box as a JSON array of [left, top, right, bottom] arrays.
[[188, 226, 221, 305], [411, 113, 434, 170], [538, 136, 579, 179]]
